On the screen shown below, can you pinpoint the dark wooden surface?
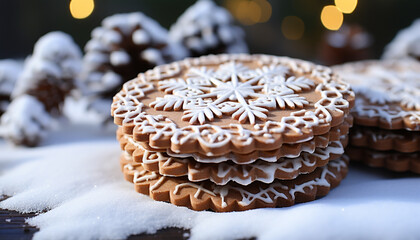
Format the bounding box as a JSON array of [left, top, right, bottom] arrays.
[[0, 196, 189, 240], [0, 208, 38, 240], [0, 208, 189, 240]]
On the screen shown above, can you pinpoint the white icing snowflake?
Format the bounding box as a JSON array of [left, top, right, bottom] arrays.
[[150, 61, 314, 125]]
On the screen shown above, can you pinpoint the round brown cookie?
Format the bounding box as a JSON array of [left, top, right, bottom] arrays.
[[112, 54, 355, 156], [333, 59, 420, 131], [117, 116, 351, 164], [346, 146, 420, 174], [119, 136, 347, 185], [120, 155, 349, 212], [119, 114, 353, 160], [167, 115, 352, 160], [350, 126, 420, 153], [169, 0, 248, 57]]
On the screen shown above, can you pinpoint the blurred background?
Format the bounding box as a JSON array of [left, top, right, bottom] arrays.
[[0, 0, 419, 65]]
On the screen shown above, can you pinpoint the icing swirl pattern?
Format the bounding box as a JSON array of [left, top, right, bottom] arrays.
[[112, 54, 354, 154], [121, 154, 349, 212]]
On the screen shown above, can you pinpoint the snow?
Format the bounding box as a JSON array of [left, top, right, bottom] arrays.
[[110, 51, 131, 66], [1, 123, 420, 239], [169, 0, 248, 55], [13, 31, 82, 97], [382, 19, 420, 60], [0, 59, 23, 95], [0, 95, 52, 146]]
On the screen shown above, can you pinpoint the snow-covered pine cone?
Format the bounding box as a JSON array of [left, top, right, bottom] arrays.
[[0, 31, 82, 147], [12, 31, 82, 114], [169, 0, 248, 58], [81, 12, 187, 99], [0, 60, 23, 116]]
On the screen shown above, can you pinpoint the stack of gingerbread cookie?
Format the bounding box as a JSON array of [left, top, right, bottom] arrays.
[[333, 60, 420, 173], [111, 54, 355, 211]]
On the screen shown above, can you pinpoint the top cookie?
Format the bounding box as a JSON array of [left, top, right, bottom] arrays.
[[333, 60, 420, 131], [112, 54, 354, 155]]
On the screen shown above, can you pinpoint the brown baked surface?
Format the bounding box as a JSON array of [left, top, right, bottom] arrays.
[[112, 54, 354, 155], [120, 155, 349, 212], [346, 146, 420, 174], [117, 115, 352, 162], [350, 126, 420, 153], [119, 136, 347, 185]]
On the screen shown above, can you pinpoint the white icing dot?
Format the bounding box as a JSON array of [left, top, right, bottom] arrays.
[[263, 133, 271, 138]]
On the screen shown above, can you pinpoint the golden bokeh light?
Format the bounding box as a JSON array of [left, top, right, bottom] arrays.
[[239, 0, 261, 25], [281, 16, 305, 40], [321, 5, 343, 31], [70, 0, 95, 19], [225, 0, 272, 25], [255, 0, 272, 23], [335, 0, 358, 14]]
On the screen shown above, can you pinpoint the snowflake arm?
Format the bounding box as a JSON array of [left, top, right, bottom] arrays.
[[182, 103, 222, 124], [274, 94, 308, 109], [283, 76, 315, 92], [158, 78, 188, 93], [220, 102, 268, 124], [233, 105, 268, 124], [149, 96, 185, 111], [255, 64, 290, 83], [157, 78, 209, 96], [150, 60, 312, 125], [215, 62, 251, 81], [252, 93, 309, 110]]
